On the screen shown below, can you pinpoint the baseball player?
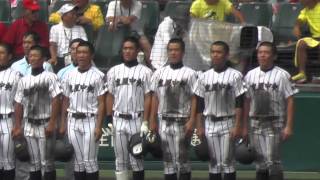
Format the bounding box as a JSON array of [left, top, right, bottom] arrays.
[[149, 38, 197, 180], [0, 43, 21, 180], [243, 41, 298, 180], [106, 36, 152, 180], [12, 45, 62, 180], [193, 41, 246, 180], [60, 41, 106, 180]]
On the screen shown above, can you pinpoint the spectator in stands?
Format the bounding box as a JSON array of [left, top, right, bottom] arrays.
[[49, 4, 88, 73], [150, 6, 190, 70], [291, 0, 320, 83], [11, 31, 53, 75], [3, 0, 49, 61], [49, 0, 104, 31], [190, 0, 245, 24], [0, 22, 7, 42], [106, 0, 152, 67]]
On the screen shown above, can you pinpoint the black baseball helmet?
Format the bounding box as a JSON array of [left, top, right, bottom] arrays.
[[235, 139, 257, 165], [190, 132, 210, 161], [14, 136, 30, 162], [128, 133, 147, 159], [144, 131, 163, 159], [54, 138, 74, 162]]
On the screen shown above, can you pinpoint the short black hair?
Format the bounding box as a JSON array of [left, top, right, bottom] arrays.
[[23, 31, 41, 44], [257, 41, 277, 55], [29, 45, 45, 57], [211, 41, 229, 54], [122, 36, 140, 50], [0, 43, 12, 55], [167, 38, 185, 52], [69, 38, 85, 48], [77, 40, 95, 54]]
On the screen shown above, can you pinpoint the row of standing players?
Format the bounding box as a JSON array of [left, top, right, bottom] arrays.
[[0, 36, 298, 180]]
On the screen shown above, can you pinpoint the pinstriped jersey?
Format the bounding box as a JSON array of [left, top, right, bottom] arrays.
[[107, 63, 152, 113], [14, 71, 62, 119], [150, 65, 197, 117], [63, 66, 106, 114], [244, 66, 298, 117], [193, 67, 246, 117], [0, 67, 21, 114]]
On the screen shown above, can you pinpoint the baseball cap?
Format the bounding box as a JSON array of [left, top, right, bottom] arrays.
[[23, 0, 40, 11], [58, 4, 76, 16]]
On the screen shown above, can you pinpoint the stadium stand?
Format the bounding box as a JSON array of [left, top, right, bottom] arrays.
[[15, 0, 49, 22], [237, 2, 273, 27], [163, 1, 192, 19], [140, 0, 160, 42], [0, 0, 11, 22]]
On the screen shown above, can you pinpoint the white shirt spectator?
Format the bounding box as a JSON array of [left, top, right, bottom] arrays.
[[106, 0, 142, 34], [49, 22, 87, 58]]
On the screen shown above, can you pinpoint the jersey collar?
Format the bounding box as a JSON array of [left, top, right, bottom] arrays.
[[124, 59, 138, 68], [169, 61, 183, 69], [31, 66, 44, 76], [0, 65, 10, 71]]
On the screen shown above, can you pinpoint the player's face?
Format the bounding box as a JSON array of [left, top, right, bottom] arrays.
[[167, 43, 184, 64], [210, 45, 228, 67], [0, 46, 11, 66], [23, 36, 36, 55], [70, 42, 80, 64], [28, 50, 44, 69], [257, 45, 274, 70], [76, 46, 92, 69], [122, 41, 139, 62]]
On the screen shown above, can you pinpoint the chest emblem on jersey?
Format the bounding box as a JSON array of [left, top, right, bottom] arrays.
[[204, 83, 231, 92], [69, 84, 95, 93], [158, 79, 187, 88], [0, 82, 13, 91], [115, 78, 143, 87], [251, 83, 278, 91], [24, 84, 49, 96]]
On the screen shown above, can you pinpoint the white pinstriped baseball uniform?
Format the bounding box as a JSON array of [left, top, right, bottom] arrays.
[[0, 67, 21, 171], [14, 71, 62, 172], [107, 63, 152, 172], [244, 66, 298, 171], [150, 64, 197, 175], [193, 67, 246, 174], [62, 66, 106, 173]]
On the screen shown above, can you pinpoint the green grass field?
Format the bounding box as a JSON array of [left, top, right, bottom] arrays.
[[56, 169, 320, 180]]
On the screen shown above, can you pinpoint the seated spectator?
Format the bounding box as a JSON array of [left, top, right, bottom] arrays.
[[106, 0, 152, 67], [3, 0, 49, 61], [49, 4, 88, 73], [0, 22, 7, 42], [150, 7, 190, 70], [11, 31, 53, 76], [190, 0, 245, 23], [49, 0, 104, 31], [291, 0, 320, 83]]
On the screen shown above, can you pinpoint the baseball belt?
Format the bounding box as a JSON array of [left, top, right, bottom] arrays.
[[0, 113, 13, 119], [117, 112, 142, 120], [71, 113, 95, 119], [28, 118, 50, 126], [250, 116, 280, 121], [207, 115, 234, 122], [161, 116, 187, 122]]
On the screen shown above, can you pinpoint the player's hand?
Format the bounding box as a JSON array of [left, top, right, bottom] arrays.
[[12, 127, 22, 138], [230, 126, 241, 139], [45, 123, 55, 137], [196, 126, 205, 138], [149, 120, 158, 133], [184, 119, 194, 137], [282, 126, 293, 141], [140, 121, 149, 137], [58, 126, 66, 137], [241, 126, 248, 140], [48, 58, 58, 66], [95, 127, 103, 142]]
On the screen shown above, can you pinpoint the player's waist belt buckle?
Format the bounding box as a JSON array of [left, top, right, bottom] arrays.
[[0, 113, 13, 119], [208, 115, 234, 121], [28, 118, 50, 126], [118, 113, 141, 120], [72, 113, 95, 119]]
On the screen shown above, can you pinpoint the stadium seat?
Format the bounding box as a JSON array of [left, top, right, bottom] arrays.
[[163, 1, 192, 19], [14, 0, 48, 22], [140, 1, 160, 40], [271, 3, 302, 44], [237, 2, 273, 27], [94, 26, 130, 69], [0, 0, 11, 22]]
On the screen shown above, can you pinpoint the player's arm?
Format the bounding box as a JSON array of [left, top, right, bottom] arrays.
[[195, 95, 205, 137], [95, 94, 106, 141], [46, 94, 61, 137], [105, 92, 114, 125], [242, 96, 250, 139], [13, 102, 24, 138], [283, 96, 294, 140], [185, 95, 197, 137], [59, 95, 69, 136], [231, 6, 245, 24], [140, 92, 151, 137], [231, 93, 244, 139], [149, 92, 159, 133]]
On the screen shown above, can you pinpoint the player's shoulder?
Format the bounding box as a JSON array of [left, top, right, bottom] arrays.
[[137, 64, 153, 74], [42, 71, 58, 79], [226, 67, 242, 76], [273, 66, 291, 79], [245, 66, 260, 77], [90, 66, 105, 77]]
